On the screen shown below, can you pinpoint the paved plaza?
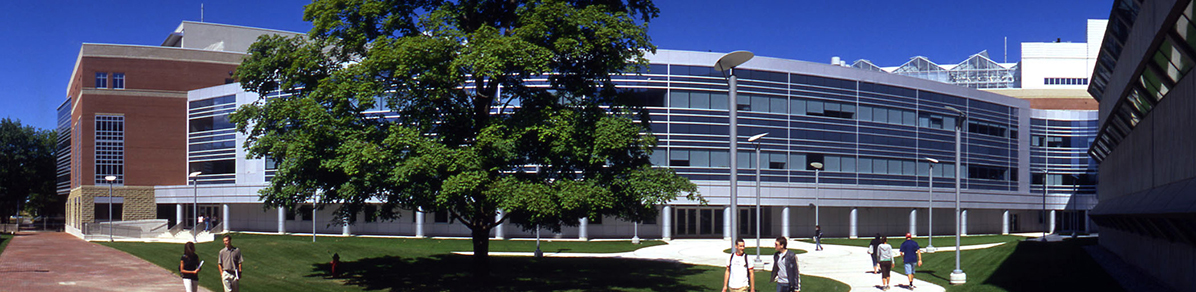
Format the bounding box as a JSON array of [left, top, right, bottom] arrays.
[[466, 237, 1010, 292], [0, 232, 211, 292]]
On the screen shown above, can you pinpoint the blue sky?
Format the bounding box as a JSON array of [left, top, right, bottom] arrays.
[[0, 0, 1111, 130]]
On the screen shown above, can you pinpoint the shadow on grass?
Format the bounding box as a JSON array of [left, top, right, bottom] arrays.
[[308, 254, 708, 291], [982, 238, 1123, 292]]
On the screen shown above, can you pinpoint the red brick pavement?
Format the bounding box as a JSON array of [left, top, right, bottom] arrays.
[[0, 232, 210, 292]]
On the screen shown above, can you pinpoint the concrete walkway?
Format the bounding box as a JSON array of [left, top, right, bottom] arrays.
[[459, 238, 1006, 292], [0, 231, 212, 292]]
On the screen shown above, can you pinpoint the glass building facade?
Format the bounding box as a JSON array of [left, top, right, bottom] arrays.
[[165, 50, 1046, 239]]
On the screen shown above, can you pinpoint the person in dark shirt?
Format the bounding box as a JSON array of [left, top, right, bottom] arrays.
[[813, 225, 823, 251], [898, 233, 923, 289], [179, 241, 202, 292]]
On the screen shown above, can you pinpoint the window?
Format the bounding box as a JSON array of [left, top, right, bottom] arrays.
[[1043, 78, 1089, 85], [95, 115, 124, 184], [435, 211, 451, 223], [364, 205, 378, 222], [299, 205, 313, 221], [265, 156, 280, 170], [284, 208, 296, 220], [95, 72, 108, 89], [112, 73, 125, 89]]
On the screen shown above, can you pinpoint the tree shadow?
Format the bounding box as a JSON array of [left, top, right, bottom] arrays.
[[982, 238, 1124, 292], [308, 254, 708, 291]]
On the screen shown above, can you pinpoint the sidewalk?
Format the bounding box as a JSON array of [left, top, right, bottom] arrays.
[[461, 238, 1006, 292], [0, 231, 212, 292]]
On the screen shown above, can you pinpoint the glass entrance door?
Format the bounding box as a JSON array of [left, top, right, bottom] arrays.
[[673, 208, 724, 238]]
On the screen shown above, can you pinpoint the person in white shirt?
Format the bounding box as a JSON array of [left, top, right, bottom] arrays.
[[722, 238, 755, 292]]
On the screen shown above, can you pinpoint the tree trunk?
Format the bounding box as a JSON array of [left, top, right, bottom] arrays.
[[470, 225, 493, 281]]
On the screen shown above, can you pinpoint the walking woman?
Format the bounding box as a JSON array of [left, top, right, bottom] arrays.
[[180, 241, 202, 292], [876, 236, 894, 291]]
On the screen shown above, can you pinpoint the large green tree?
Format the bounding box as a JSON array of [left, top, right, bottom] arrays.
[[231, 0, 697, 277], [0, 118, 57, 224]]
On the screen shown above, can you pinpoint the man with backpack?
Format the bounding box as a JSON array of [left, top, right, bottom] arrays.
[[722, 238, 755, 292]]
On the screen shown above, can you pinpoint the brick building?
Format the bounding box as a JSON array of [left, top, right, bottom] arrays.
[[59, 22, 299, 235]]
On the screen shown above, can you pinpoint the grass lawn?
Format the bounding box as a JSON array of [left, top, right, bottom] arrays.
[[101, 233, 848, 291], [891, 237, 1121, 292], [801, 235, 1025, 248], [0, 233, 10, 256]]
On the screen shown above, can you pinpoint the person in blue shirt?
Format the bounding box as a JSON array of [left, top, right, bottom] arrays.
[[898, 233, 923, 289]]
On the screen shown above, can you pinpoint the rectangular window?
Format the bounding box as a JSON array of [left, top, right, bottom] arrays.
[[112, 73, 125, 89], [299, 205, 313, 221], [95, 72, 108, 89], [364, 205, 377, 223], [95, 115, 124, 184], [435, 211, 451, 223]]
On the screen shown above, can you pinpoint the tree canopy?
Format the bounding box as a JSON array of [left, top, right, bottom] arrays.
[[0, 118, 57, 223], [231, 0, 697, 276]]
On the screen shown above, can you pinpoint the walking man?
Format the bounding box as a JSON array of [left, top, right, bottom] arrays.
[[813, 225, 823, 251], [722, 238, 755, 292], [771, 236, 800, 292], [899, 233, 923, 289], [218, 234, 243, 292]]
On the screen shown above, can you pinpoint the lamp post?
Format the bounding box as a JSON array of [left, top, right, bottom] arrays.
[[748, 132, 768, 265], [809, 162, 823, 228], [313, 192, 319, 243], [105, 175, 117, 242], [716, 50, 754, 248], [1041, 169, 1048, 241], [945, 106, 967, 284], [925, 157, 939, 251], [189, 172, 201, 242], [1072, 174, 1080, 238]]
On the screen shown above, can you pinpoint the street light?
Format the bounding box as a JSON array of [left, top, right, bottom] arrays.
[[189, 171, 202, 243], [105, 175, 117, 242], [748, 132, 768, 265], [925, 157, 939, 251], [945, 105, 967, 285], [716, 50, 754, 249], [1040, 169, 1048, 242], [809, 162, 824, 228], [313, 191, 320, 243]]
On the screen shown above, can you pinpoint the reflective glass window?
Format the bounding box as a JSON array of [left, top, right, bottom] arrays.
[[791, 99, 806, 115], [888, 160, 902, 175], [789, 153, 806, 170], [841, 157, 855, 173], [690, 91, 710, 109], [888, 109, 903, 124], [752, 95, 770, 112], [858, 158, 873, 173], [711, 150, 730, 168], [711, 93, 729, 110], [770, 97, 787, 114], [670, 91, 689, 108], [807, 100, 824, 115]]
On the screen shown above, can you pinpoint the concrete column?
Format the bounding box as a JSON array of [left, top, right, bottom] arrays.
[[222, 204, 230, 232], [662, 206, 672, 241], [781, 206, 791, 238], [961, 209, 969, 236], [909, 209, 918, 237], [342, 216, 350, 236], [176, 204, 184, 227], [578, 217, 589, 241], [1048, 210, 1056, 234], [724, 206, 733, 240], [1002, 210, 1010, 235], [415, 209, 426, 238], [495, 209, 505, 239], [277, 206, 286, 234], [849, 207, 858, 239]]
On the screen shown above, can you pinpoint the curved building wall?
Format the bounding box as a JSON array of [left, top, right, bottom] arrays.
[[1029, 109, 1099, 234], [618, 50, 1033, 238]]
